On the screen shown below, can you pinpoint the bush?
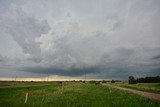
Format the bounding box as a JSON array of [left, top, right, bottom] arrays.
[[95, 82, 100, 85], [82, 81, 86, 83], [101, 80, 107, 83], [89, 80, 96, 84], [59, 81, 63, 84], [111, 80, 115, 83], [128, 76, 137, 84]]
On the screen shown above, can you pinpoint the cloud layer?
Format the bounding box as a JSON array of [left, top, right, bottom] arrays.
[[0, 0, 160, 79]]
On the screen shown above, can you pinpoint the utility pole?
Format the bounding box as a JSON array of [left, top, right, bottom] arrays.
[[15, 76, 17, 81], [84, 70, 86, 82]]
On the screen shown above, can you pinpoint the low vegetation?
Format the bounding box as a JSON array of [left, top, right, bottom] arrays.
[[0, 81, 160, 107]]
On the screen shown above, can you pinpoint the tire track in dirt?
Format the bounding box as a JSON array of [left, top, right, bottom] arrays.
[[109, 85, 160, 101]]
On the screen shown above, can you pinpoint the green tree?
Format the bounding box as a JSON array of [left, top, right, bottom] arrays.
[[111, 80, 115, 83], [128, 76, 137, 84]]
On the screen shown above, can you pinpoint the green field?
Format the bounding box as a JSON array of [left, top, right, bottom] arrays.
[[111, 82, 160, 94], [0, 81, 160, 107]]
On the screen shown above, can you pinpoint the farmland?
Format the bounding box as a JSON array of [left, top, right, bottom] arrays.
[[0, 81, 160, 107]]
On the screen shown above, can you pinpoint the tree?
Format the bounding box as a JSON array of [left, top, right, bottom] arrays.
[[111, 80, 115, 83], [128, 76, 137, 84], [136, 76, 160, 83]]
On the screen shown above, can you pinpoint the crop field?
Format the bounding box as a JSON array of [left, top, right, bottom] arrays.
[[0, 81, 160, 107], [112, 82, 160, 94]]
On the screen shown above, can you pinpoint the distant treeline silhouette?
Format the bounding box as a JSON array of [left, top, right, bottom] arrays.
[[128, 76, 160, 84]]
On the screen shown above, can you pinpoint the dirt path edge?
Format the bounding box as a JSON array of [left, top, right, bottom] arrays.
[[108, 85, 160, 101]]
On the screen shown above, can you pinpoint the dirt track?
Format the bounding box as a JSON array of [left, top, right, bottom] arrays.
[[110, 85, 160, 101]]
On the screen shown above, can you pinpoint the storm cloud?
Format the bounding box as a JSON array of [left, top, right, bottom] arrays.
[[0, 0, 160, 79]]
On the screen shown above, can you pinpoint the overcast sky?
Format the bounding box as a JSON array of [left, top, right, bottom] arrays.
[[0, 0, 160, 80]]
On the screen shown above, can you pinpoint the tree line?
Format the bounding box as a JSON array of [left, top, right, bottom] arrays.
[[128, 76, 160, 84]]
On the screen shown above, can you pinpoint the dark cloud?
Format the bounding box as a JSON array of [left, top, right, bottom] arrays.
[[152, 55, 160, 60], [0, 0, 160, 79], [20, 66, 100, 77]]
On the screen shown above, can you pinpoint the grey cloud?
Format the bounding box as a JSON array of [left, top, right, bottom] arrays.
[[0, 54, 12, 66], [152, 55, 160, 60], [0, 0, 160, 79], [20, 66, 99, 77], [0, 54, 6, 64], [1, 7, 50, 62]]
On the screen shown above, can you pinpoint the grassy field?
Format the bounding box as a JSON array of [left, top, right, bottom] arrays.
[[0, 81, 160, 107], [111, 82, 160, 94]]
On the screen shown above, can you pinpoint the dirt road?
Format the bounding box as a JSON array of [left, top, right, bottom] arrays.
[[110, 85, 160, 101]]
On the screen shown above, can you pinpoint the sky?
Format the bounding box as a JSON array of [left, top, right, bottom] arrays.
[[0, 0, 160, 80]]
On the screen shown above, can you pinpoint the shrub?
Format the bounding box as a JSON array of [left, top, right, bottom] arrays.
[[111, 80, 115, 83], [128, 76, 137, 84]]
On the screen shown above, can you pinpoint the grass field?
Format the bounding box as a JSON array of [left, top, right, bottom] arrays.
[[111, 82, 160, 94], [0, 81, 160, 107]]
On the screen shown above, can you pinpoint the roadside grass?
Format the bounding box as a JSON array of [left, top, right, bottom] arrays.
[[111, 82, 160, 94], [0, 81, 160, 107]]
